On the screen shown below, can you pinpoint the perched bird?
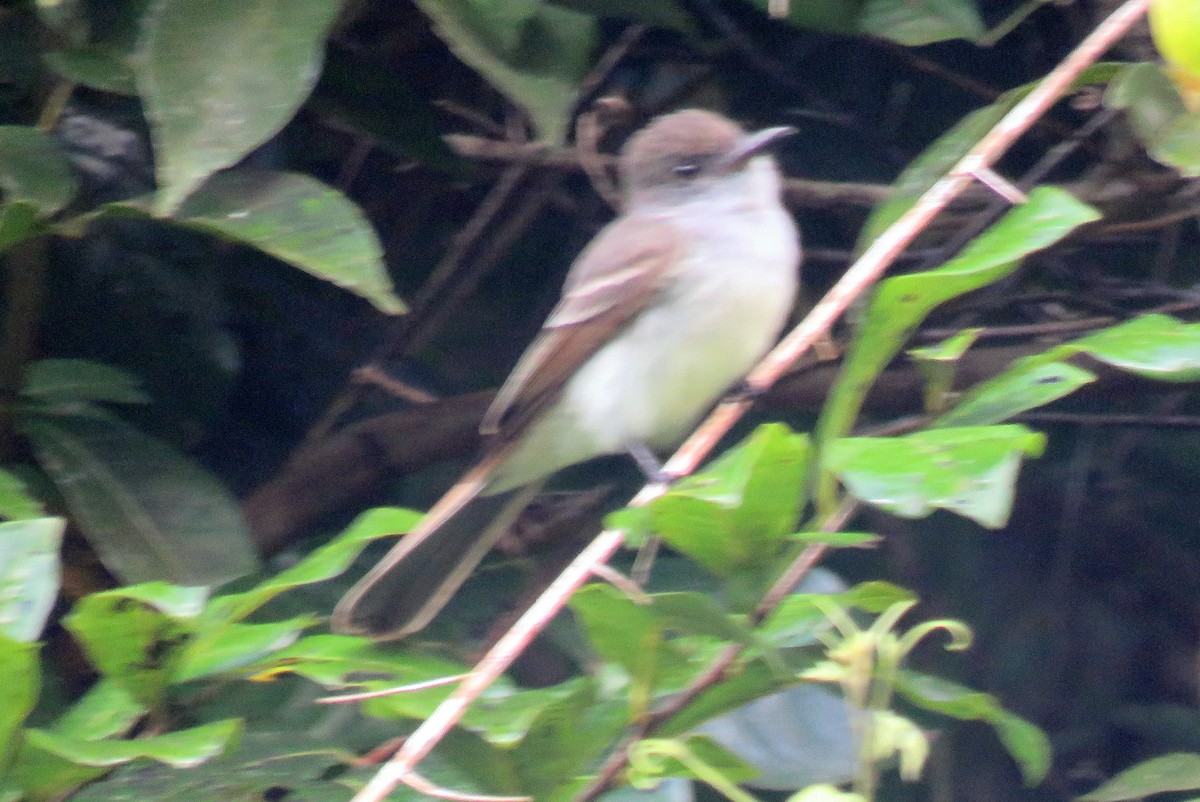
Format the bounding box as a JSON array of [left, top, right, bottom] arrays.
[[333, 108, 802, 639]]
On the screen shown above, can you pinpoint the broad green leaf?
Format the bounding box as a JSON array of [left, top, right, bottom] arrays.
[[204, 506, 421, 624], [52, 680, 146, 741], [20, 413, 257, 586], [9, 719, 241, 799], [170, 170, 402, 314], [825, 426, 1046, 527], [820, 187, 1099, 458], [569, 584, 691, 692], [1049, 314, 1200, 380], [0, 200, 40, 254], [0, 126, 79, 217], [933, 359, 1096, 427], [64, 584, 208, 705], [413, 0, 596, 143], [650, 425, 809, 577], [509, 680, 610, 799], [136, 0, 342, 212], [44, 46, 137, 94], [659, 658, 799, 737], [859, 0, 984, 46], [0, 469, 46, 521], [21, 359, 151, 406], [176, 616, 313, 682], [0, 634, 39, 759], [0, 516, 63, 641], [1080, 753, 1200, 801], [1108, 63, 1200, 176], [896, 670, 1050, 785], [696, 684, 857, 791]]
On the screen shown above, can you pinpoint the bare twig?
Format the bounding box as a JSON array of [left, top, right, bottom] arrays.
[[348, 6, 1151, 800]]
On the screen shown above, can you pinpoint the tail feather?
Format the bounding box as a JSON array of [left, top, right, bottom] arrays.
[[332, 458, 541, 640]]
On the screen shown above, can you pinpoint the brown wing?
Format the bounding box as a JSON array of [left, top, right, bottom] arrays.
[[480, 215, 682, 441]]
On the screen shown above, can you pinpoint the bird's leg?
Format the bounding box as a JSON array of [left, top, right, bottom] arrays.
[[625, 442, 681, 485]]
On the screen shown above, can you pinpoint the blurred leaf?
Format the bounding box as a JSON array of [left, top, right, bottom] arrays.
[[896, 670, 1050, 785], [660, 659, 798, 736], [176, 616, 314, 682], [696, 684, 857, 790], [52, 680, 146, 740], [0, 200, 39, 254], [570, 584, 693, 693], [0, 516, 63, 641], [21, 359, 151, 406], [761, 582, 915, 647], [1150, 0, 1200, 77], [909, 329, 980, 413], [21, 413, 257, 586], [933, 360, 1095, 427], [65, 732, 395, 802], [1049, 314, 1200, 381], [64, 583, 208, 705], [628, 734, 759, 787], [509, 680, 615, 799], [650, 425, 809, 577], [9, 719, 241, 800], [136, 0, 342, 212], [204, 507, 421, 624], [791, 531, 880, 548], [44, 46, 137, 94], [1080, 753, 1200, 801], [819, 188, 1098, 453], [413, 0, 596, 143], [859, 0, 983, 45], [0, 634, 39, 760], [0, 125, 79, 217], [825, 426, 1046, 527], [859, 64, 1120, 247], [0, 469, 47, 521], [1107, 63, 1200, 176], [169, 169, 402, 314]]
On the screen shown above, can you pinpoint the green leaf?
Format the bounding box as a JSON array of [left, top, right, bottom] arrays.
[[1107, 63, 1200, 177], [859, 0, 984, 46], [21, 359, 151, 406], [760, 582, 915, 647], [20, 413, 257, 586], [412, 0, 596, 143], [63, 584, 208, 705], [657, 659, 800, 737], [205, 507, 421, 624], [825, 426, 1046, 528], [9, 719, 242, 799], [44, 46, 138, 94], [0, 634, 40, 760], [1080, 753, 1200, 801], [1049, 314, 1200, 381], [0, 469, 47, 521], [136, 0, 342, 212], [52, 680, 146, 741], [569, 584, 691, 691], [168, 169, 402, 314], [791, 531, 881, 548], [649, 425, 809, 577], [0, 516, 63, 641], [0, 201, 40, 254], [820, 187, 1100, 456], [628, 734, 760, 787], [933, 359, 1096, 427], [0, 126, 79, 218], [909, 329, 981, 414], [509, 680, 611, 799], [175, 617, 313, 683], [896, 670, 1050, 785]]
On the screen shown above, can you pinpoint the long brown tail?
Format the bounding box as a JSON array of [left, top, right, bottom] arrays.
[[332, 456, 541, 640]]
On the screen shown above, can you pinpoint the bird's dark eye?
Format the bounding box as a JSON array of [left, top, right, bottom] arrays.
[[673, 161, 700, 179]]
